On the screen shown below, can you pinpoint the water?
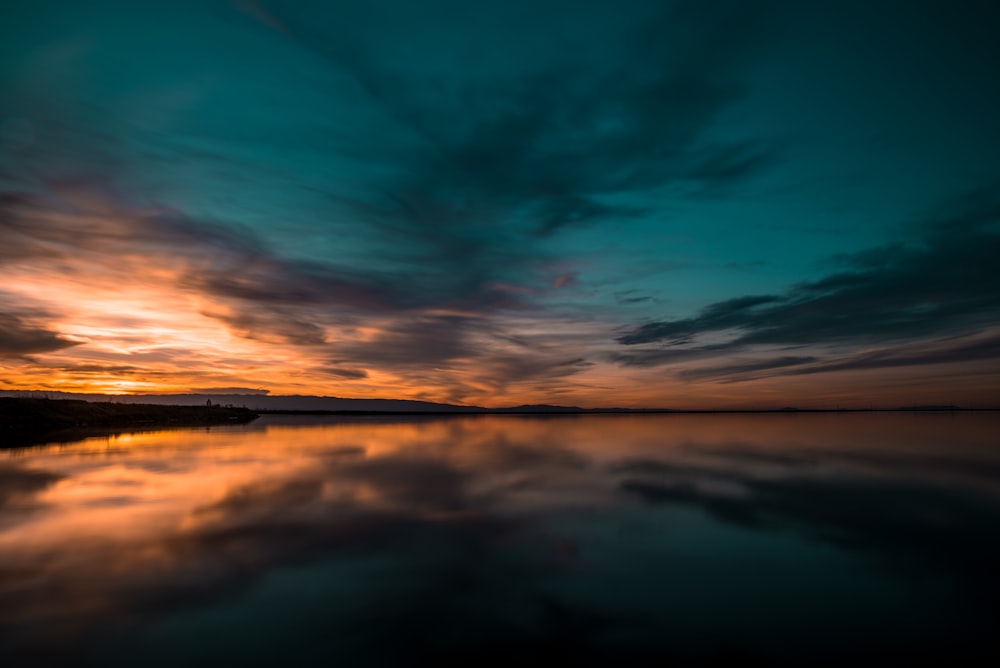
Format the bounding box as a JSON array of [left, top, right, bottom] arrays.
[[1, 413, 998, 666]]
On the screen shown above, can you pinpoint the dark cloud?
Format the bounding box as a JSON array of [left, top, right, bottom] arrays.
[[324, 367, 368, 380], [622, 331, 1000, 384], [0, 179, 531, 365], [614, 292, 654, 306], [0, 312, 77, 357], [204, 307, 331, 346], [45, 364, 145, 374], [493, 353, 594, 380], [684, 141, 782, 186], [183, 247, 400, 313], [778, 332, 1000, 378], [612, 342, 730, 368], [256, 0, 780, 302], [617, 190, 1000, 371], [193, 387, 270, 395], [620, 297, 652, 305], [0, 0, 786, 385], [449, 353, 596, 404], [0, 189, 453, 348], [17, 363, 176, 380], [679, 355, 817, 381], [335, 315, 478, 368]]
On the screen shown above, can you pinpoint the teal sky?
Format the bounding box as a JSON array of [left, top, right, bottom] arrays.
[[1, 0, 999, 407]]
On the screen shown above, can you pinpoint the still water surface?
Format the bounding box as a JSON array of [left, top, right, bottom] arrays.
[[1, 413, 999, 666]]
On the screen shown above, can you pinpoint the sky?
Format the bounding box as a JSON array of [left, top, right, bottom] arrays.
[[1, 0, 999, 408]]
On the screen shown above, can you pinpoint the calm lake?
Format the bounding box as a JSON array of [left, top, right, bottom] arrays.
[[1, 413, 999, 666]]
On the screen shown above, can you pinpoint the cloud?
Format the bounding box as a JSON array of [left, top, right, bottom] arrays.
[[614, 291, 654, 306], [1, 182, 613, 400], [678, 355, 818, 381], [468, 353, 595, 399], [323, 367, 368, 380], [333, 315, 478, 369], [0, 187, 406, 342], [254, 0, 780, 296], [0, 313, 78, 357], [202, 306, 331, 346], [192, 387, 270, 395], [764, 331, 1000, 379], [619, 329, 1000, 385], [0, 0, 791, 403], [617, 189, 1000, 372]]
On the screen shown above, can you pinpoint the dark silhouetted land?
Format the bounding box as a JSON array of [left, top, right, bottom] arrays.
[[0, 397, 258, 448], [0, 392, 992, 422]]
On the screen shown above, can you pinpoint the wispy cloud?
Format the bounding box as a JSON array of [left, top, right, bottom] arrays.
[[617, 189, 1000, 381]]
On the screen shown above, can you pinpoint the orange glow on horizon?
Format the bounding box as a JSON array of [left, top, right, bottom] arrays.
[[3, 192, 999, 408]]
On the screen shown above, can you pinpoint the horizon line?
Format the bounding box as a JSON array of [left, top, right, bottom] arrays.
[[2, 391, 997, 413]]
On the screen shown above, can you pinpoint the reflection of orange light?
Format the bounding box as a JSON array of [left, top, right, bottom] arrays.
[[2, 414, 998, 625], [2, 414, 998, 599]]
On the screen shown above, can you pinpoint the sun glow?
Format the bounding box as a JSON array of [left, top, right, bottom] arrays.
[[4, 190, 997, 409]]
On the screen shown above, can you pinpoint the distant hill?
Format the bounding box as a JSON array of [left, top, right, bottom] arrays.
[[493, 404, 585, 413]]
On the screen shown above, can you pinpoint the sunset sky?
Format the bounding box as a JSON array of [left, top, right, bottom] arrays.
[[1, 0, 999, 408]]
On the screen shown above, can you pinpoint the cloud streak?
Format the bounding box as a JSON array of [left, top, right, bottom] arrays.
[[1, 0, 999, 406], [617, 190, 1000, 385]]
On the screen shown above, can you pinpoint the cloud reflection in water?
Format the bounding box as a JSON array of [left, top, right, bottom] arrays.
[[1, 413, 999, 666]]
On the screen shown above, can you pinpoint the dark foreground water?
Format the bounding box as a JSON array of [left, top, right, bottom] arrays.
[[1, 413, 998, 667]]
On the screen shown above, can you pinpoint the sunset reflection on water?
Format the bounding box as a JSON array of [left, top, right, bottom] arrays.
[[2, 413, 999, 666]]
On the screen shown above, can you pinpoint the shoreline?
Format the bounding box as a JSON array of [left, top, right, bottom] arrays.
[[254, 407, 996, 415], [0, 398, 259, 448], [3, 398, 995, 449]]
